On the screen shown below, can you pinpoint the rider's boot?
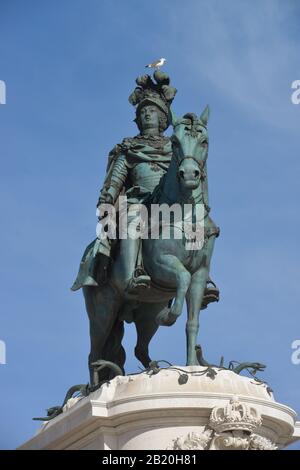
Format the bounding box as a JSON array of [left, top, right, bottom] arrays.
[[119, 238, 151, 294]]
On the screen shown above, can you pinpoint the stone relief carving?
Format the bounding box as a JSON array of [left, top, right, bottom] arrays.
[[212, 430, 250, 450], [167, 430, 213, 450], [209, 395, 262, 433], [166, 397, 277, 450], [249, 434, 277, 450]]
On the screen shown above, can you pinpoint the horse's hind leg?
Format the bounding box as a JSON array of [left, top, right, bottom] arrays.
[[83, 285, 121, 385], [134, 302, 166, 368], [103, 319, 126, 376]]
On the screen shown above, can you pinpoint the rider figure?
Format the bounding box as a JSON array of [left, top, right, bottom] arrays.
[[72, 71, 177, 293]]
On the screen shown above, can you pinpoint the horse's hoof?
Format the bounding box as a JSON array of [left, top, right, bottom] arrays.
[[170, 302, 182, 317], [165, 317, 177, 326], [156, 310, 177, 326]]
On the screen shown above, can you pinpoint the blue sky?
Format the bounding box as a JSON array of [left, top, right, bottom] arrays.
[[0, 0, 300, 449]]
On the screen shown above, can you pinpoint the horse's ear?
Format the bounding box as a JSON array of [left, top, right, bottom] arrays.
[[170, 108, 178, 126], [200, 105, 210, 126]]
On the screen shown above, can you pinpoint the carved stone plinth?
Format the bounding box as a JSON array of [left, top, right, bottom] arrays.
[[19, 366, 300, 450]]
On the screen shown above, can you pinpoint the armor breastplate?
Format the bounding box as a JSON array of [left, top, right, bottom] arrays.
[[129, 162, 166, 192]]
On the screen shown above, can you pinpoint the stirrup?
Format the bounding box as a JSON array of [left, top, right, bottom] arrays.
[[125, 268, 151, 294], [201, 279, 220, 309]]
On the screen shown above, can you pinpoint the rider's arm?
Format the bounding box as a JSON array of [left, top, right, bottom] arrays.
[[98, 154, 128, 205]]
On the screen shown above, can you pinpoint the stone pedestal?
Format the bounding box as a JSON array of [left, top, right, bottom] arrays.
[[19, 366, 300, 450]]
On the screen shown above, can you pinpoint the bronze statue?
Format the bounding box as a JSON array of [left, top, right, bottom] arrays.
[[72, 71, 219, 385], [33, 71, 270, 423]]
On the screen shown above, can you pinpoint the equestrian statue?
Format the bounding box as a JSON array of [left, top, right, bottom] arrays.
[[72, 71, 220, 386]]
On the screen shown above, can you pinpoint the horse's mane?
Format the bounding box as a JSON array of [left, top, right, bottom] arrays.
[[182, 112, 198, 123]]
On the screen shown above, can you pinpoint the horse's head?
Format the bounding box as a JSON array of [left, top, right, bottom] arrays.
[[171, 107, 209, 190]]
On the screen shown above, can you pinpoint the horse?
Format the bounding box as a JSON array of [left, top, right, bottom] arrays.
[[83, 106, 219, 385]]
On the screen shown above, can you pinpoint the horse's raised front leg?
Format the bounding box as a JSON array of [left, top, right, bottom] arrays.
[[155, 255, 191, 326]]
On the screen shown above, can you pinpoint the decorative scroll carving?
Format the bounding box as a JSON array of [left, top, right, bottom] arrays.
[[167, 430, 213, 450]]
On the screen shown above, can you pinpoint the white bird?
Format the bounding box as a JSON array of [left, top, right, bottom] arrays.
[[145, 58, 166, 69]]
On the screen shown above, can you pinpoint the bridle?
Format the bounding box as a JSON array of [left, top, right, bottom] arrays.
[[178, 155, 207, 180], [171, 134, 208, 182]]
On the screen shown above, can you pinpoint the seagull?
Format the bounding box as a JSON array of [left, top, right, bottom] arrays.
[[145, 58, 166, 69]]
